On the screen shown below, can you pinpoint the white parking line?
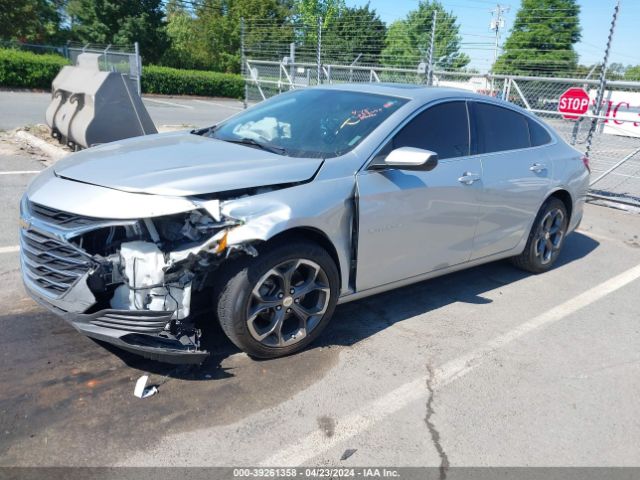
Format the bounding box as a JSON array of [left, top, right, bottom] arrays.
[[193, 99, 244, 111], [143, 98, 195, 110], [0, 245, 19, 254], [0, 171, 40, 175], [261, 262, 640, 466], [590, 169, 640, 180]]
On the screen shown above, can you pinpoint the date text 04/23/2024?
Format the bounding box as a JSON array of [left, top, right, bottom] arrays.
[[232, 468, 400, 478]]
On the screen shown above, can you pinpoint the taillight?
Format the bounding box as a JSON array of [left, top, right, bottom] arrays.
[[582, 155, 591, 173]]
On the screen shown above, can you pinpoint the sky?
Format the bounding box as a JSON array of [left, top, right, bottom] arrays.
[[344, 0, 639, 73]]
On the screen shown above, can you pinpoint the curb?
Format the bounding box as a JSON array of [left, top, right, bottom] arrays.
[[15, 130, 69, 162]]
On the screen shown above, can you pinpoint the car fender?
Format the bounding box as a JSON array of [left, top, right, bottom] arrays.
[[209, 177, 356, 296]]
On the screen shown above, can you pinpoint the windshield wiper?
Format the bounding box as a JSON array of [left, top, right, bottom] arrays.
[[192, 125, 216, 136], [222, 137, 287, 155]]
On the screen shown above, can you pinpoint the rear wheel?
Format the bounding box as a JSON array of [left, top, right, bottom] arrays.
[[511, 197, 568, 273], [215, 240, 339, 358]]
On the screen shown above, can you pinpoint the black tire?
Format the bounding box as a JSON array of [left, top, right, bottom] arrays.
[[214, 239, 339, 358], [511, 197, 569, 273]]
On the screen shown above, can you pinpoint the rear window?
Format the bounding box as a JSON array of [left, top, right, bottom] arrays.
[[474, 103, 530, 153], [528, 118, 552, 146]]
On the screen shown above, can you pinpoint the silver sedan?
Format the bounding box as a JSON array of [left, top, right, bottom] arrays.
[[19, 84, 589, 363]]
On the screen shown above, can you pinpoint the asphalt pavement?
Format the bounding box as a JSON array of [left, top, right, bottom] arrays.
[[0, 90, 244, 131], [0, 92, 639, 469]]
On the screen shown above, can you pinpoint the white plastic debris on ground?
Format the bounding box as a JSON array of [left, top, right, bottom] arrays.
[[133, 375, 158, 399]]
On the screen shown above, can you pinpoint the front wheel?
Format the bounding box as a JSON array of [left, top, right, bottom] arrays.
[[511, 197, 569, 273], [215, 240, 339, 358]]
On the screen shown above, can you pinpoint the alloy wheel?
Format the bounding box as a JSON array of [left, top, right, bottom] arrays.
[[534, 208, 566, 265], [247, 259, 331, 348]]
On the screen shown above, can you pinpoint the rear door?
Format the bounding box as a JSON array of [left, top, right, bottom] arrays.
[[356, 101, 483, 291], [469, 102, 554, 260]]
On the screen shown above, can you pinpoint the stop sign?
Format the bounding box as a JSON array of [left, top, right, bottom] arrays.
[[558, 87, 590, 120]]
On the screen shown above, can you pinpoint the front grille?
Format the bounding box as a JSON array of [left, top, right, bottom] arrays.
[[89, 310, 173, 334], [20, 228, 92, 296], [28, 201, 98, 229]]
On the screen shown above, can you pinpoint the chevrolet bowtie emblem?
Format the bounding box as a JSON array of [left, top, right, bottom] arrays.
[[19, 217, 31, 230]]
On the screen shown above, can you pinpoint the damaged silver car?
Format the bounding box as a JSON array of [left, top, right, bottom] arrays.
[[19, 84, 589, 363]]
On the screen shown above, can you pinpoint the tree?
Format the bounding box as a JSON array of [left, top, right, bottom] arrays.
[[0, 0, 64, 43], [608, 62, 625, 77], [294, 0, 344, 30], [160, 0, 206, 70], [191, 0, 293, 73], [66, 0, 168, 63], [322, 4, 386, 65], [625, 65, 640, 82], [493, 0, 581, 77], [380, 1, 469, 71]]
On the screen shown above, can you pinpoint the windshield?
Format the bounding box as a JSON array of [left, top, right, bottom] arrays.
[[206, 89, 408, 158]]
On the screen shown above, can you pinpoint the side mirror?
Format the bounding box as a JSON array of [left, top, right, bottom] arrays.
[[379, 147, 439, 171]]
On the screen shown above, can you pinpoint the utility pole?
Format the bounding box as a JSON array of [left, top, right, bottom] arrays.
[[489, 4, 509, 66]]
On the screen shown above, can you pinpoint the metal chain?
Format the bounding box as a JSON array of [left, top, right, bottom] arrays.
[[584, 1, 620, 159]]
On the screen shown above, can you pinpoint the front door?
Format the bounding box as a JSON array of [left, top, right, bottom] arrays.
[[356, 101, 482, 291]]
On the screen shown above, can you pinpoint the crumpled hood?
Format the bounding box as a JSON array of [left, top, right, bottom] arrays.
[[53, 132, 322, 197]]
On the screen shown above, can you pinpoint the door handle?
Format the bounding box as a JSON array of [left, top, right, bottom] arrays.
[[529, 163, 547, 173], [458, 172, 481, 185]]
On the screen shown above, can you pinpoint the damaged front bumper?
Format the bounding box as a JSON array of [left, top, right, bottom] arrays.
[[18, 198, 218, 365], [23, 273, 209, 364], [18, 173, 292, 365]]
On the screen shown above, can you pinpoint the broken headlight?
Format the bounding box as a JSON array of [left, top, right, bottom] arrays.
[[152, 209, 237, 249]]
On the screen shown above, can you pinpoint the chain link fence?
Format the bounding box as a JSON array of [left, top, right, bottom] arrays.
[[66, 42, 142, 95], [2, 40, 142, 95]]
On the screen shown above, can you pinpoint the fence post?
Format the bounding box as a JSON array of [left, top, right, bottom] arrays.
[[316, 16, 323, 85], [133, 42, 141, 95], [241, 17, 248, 109], [103, 44, 111, 72], [584, 1, 619, 159], [290, 42, 296, 88], [426, 10, 437, 86]]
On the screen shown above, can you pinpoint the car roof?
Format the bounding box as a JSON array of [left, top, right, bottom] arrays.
[[314, 82, 491, 102], [313, 82, 536, 116]]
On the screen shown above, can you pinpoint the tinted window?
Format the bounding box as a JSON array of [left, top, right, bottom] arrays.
[[392, 101, 470, 159], [528, 118, 552, 146], [474, 103, 530, 153]]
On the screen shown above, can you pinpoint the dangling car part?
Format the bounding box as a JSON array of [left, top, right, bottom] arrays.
[[21, 85, 589, 364]]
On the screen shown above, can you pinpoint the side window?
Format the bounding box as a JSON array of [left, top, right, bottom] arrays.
[[392, 101, 470, 159], [528, 117, 552, 146], [474, 103, 531, 153]]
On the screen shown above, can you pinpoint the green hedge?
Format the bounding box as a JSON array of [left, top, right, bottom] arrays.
[[0, 48, 244, 99], [0, 48, 70, 90], [142, 65, 244, 99]]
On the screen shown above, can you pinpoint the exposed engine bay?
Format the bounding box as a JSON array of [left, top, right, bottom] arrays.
[[66, 201, 267, 356]]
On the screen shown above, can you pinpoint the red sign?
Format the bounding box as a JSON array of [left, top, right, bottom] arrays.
[[558, 87, 590, 120]]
